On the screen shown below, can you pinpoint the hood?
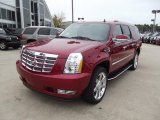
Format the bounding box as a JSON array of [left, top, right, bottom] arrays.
[[0, 34, 18, 39], [25, 39, 103, 58]]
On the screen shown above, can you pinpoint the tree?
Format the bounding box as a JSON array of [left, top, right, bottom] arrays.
[[135, 24, 160, 33], [52, 13, 65, 28]]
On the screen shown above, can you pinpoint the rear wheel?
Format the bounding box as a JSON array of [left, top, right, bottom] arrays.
[[82, 67, 107, 104], [129, 52, 139, 70], [0, 41, 8, 50]]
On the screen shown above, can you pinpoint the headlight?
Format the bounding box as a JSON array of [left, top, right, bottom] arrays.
[[64, 53, 83, 74], [20, 45, 25, 54], [6, 37, 11, 40], [154, 37, 157, 40]]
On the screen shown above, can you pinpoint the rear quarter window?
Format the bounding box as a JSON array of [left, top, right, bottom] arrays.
[[23, 28, 36, 34], [38, 28, 51, 35], [50, 29, 59, 35], [130, 26, 140, 40]]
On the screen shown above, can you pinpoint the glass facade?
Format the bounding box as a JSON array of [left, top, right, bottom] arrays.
[[0, 0, 52, 29], [0, 7, 16, 28]]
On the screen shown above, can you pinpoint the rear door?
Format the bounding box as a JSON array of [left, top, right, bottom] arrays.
[[37, 28, 52, 40], [22, 28, 37, 44], [121, 25, 135, 62]]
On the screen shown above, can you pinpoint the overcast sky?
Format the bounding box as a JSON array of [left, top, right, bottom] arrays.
[[46, 0, 160, 25]]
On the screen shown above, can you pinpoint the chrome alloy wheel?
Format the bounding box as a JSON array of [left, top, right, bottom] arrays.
[[0, 42, 6, 50], [94, 72, 107, 100], [134, 53, 138, 69]]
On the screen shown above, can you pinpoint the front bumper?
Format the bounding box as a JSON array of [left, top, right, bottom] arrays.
[[16, 60, 91, 99], [156, 40, 160, 45], [7, 41, 20, 47]]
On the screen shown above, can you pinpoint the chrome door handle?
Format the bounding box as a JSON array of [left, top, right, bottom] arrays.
[[104, 47, 110, 53], [123, 46, 127, 49], [131, 43, 135, 46]]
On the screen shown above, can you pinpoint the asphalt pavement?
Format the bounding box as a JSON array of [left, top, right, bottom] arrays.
[[0, 44, 160, 120]]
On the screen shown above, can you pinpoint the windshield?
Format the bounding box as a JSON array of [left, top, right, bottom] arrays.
[[59, 23, 110, 41], [152, 32, 159, 37], [0, 29, 6, 35]]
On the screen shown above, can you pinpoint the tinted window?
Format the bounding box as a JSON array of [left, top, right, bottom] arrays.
[[22, 0, 30, 9], [60, 23, 110, 41], [1, 8, 7, 19], [121, 25, 131, 39], [7, 10, 12, 20], [130, 26, 140, 40], [0, 23, 2, 28], [113, 25, 122, 38], [23, 28, 36, 34], [45, 6, 51, 19], [0, 9, 1, 19], [16, 0, 20, 7], [16, 8, 21, 28], [0, 29, 6, 34], [3, 24, 7, 28], [12, 11, 15, 21], [38, 28, 51, 35], [23, 9, 31, 27], [50, 29, 59, 35]]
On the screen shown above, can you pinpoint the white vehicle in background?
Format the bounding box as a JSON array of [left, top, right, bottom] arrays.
[[21, 26, 63, 45]]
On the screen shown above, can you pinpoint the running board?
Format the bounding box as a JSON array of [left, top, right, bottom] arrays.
[[108, 65, 132, 81]]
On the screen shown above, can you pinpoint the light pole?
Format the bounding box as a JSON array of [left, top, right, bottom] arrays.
[[152, 10, 160, 32], [151, 19, 155, 32], [72, 0, 74, 23]]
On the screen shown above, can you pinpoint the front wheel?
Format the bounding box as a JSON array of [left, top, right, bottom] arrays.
[[129, 52, 139, 70], [82, 67, 107, 104], [0, 41, 8, 50]]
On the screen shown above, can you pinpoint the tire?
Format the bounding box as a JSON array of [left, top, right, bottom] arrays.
[[0, 41, 8, 50], [129, 52, 139, 70], [82, 67, 108, 104]]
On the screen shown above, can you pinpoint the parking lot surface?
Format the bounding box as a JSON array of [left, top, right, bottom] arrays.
[[0, 44, 160, 120]]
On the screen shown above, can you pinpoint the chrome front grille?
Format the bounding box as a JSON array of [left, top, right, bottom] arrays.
[[21, 49, 58, 73]]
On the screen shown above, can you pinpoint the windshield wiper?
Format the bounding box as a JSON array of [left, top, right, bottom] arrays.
[[56, 36, 71, 39], [71, 36, 95, 41]]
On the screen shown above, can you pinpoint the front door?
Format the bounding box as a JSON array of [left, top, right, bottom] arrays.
[[110, 25, 131, 73]]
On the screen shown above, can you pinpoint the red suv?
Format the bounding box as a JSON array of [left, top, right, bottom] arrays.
[[16, 21, 142, 104]]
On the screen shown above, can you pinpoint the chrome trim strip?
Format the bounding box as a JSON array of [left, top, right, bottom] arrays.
[[112, 54, 133, 65], [108, 65, 132, 80]]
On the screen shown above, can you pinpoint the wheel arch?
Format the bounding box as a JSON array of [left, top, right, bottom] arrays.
[[27, 39, 36, 43], [136, 47, 141, 55], [92, 60, 110, 75]]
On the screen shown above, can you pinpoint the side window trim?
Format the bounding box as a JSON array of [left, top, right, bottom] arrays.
[[121, 24, 132, 40], [112, 24, 123, 38]]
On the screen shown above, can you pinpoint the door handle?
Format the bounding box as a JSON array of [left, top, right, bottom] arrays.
[[123, 46, 127, 49], [131, 43, 135, 47], [103, 47, 110, 53]]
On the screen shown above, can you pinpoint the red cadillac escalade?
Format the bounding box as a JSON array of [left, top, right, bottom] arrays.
[[16, 21, 142, 104]]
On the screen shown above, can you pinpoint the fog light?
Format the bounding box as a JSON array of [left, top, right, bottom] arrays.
[[57, 89, 76, 95]]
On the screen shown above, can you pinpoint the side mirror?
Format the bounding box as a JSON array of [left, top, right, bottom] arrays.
[[56, 32, 60, 37], [116, 34, 129, 40]]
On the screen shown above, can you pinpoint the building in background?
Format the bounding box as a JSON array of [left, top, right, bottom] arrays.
[[0, 0, 53, 29]]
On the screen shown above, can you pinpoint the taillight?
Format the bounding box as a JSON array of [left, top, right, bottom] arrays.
[[19, 33, 23, 40]]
